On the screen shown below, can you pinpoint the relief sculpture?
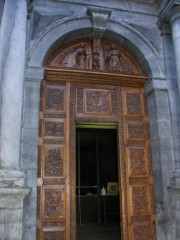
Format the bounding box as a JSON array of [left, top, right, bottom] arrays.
[[45, 148, 64, 177], [46, 39, 143, 75], [44, 188, 64, 218], [46, 87, 65, 111], [63, 46, 86, 68], [85, 89, 111, 113]]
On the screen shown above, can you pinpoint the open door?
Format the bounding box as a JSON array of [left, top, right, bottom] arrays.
[[76, 128, 120, 240], [37, 69, 155, 240]]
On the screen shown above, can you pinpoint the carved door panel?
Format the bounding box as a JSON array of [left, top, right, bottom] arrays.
[[37, 81, 70, 240], [121, 87, 155, 240], [37, 70, 156, 240]]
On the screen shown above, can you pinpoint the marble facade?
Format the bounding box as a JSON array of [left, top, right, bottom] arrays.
[[0, 0, 180, 239]]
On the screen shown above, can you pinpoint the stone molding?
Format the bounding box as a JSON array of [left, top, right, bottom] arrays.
[[87, 6, 112, 38], [169, 6, 180, 24], [0, 188, 30, 208], [168, 186, 180, 194], [144, 78, 168, 95], [0, 170, 26, 188], [158, 0, 180, 23], [157, 22, 172, 35], [25, 66, 45, 81]]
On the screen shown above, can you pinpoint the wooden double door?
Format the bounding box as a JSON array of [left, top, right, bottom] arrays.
[[37, 69, 155, 240]]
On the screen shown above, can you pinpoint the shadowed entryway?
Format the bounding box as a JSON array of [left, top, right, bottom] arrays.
[[76, 128, 121, 240], [77, 224, 120, 240]]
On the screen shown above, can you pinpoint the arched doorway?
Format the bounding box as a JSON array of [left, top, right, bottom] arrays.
[[36, 39, 156, 240]]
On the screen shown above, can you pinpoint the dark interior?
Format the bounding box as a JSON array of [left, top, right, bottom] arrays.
[[76, 128, 121, 240]]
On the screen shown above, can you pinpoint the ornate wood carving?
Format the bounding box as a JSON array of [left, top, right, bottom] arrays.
[[121, 87, 155, 240], [42, 222, 65, 227], [76, 88, 84, 113], [37, 55, 155, 240], [44, 139, 65, 145], [45, 39, 143, 75], [85, 89, 111, 114], [45, 86, 65, 111], [37, 81, 70, 240], [127, 123, 145, 139], [126, 92, 143, 115], [131, 186, 149, 215], [45, 68, 147, 87], [129, 149, 146, 176], [44, 147, 65, 178], [43, 231, 65, 240], [44, 187, 64, 219], [133, 224, 151, 240], [44, 120, 65, 137]]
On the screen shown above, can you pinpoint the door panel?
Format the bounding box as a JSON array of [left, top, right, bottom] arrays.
[[121, 87, 155, 240], [37, 73, 156, 240], [37, 81, 70, 240]]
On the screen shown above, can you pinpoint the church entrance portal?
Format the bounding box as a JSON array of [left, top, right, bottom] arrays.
[[36, 38, 156, 240]]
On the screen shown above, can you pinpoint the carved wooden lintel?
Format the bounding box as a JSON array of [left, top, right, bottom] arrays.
[[45, 68, 147, 87]]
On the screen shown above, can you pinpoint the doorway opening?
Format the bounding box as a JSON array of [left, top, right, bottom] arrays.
[[76, 126, 121, 240]]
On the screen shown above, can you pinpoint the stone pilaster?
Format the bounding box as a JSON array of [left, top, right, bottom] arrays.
[[158, 4, 180, 239], [168, 187, 180, 239], [0, 0, 27, 170], [145, 78, 174, 239]]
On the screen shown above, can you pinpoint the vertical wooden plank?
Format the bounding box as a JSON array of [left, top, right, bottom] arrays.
[[37, 80, 70, 240], [121, 87, 155, 240]]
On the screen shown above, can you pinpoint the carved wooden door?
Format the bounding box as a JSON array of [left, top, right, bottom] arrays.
[[120, 87, 155, 240], [37, 72, 155, 240], [37, 81, 70, 240], [37, 37, 156, 240]]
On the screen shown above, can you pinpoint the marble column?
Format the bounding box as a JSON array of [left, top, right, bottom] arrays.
[[0, 0, 27, 170], [0, 1, 30, 239]]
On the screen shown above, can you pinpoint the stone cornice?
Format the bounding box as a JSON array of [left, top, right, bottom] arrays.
[[158, 0, 180, 22]]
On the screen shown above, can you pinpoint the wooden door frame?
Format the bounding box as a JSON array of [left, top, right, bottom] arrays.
[[41, 68, 155, 240]]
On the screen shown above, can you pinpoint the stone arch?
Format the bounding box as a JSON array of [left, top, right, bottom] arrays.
[[24, 16, 173, 240], [28, 18, 164, 78]]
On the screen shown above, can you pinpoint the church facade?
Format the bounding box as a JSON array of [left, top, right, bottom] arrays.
[[1, 0, 180, 240]]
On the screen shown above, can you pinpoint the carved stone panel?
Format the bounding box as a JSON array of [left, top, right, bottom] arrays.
[[45, 86, 65, 112], [131, 186, 149, 215], [44, 147, 65, 178], [85, 89, 112, 114], [129, 149, 147, 176], [43, 187, 65, 220], [44, 120, 65, 138]]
